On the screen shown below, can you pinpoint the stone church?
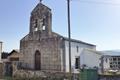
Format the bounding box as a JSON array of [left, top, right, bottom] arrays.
[[20, 2, 96, 73]]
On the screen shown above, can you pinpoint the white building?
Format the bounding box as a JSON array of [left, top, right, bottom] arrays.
[[102, 51, 120, 73], [63, 43, 102, 73], [79, 49, 102, 73], [80, 49, 102, 68], [64, 39, 96, 73], [0, 42, 2, 62], [66, 48, 102, 73]]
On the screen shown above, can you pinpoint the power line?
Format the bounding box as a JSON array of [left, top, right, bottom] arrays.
[[81, 0, 120, 5], [72, 0, 120, 6]]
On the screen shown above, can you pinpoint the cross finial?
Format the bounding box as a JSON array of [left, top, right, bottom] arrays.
[[40, 0, 42, 3]]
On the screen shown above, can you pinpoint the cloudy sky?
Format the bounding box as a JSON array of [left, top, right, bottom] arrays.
[[0, 0, 120, 52]]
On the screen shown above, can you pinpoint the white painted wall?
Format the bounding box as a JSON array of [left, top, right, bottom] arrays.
[[64, 40, 96, 73], [80, 49, 102, 69], [103, 56, 110, 70]]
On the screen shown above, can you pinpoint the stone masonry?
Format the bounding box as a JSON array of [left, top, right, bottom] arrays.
[[20, 3, 65, 71]]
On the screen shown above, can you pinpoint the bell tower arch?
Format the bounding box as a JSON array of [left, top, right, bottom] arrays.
[[29, 3, 52, 36]]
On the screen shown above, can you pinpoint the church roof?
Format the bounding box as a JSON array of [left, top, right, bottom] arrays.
[[83, 48, 102, 55], [53, 32, 96, 46], [64, 37, 96, 46]]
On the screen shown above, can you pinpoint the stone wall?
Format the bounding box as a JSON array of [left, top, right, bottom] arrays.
[[0, 63, 3, 79], [20, 36, 63, 70], [13, 70, 71, 80]]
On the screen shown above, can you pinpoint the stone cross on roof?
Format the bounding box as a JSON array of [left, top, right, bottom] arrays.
[[40, 0, 43, 3]]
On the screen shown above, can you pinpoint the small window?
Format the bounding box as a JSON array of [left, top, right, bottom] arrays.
[[113, 65, 115, 68], [34, 27, 38, 31], [42, 25, 46, 30], [33, 19, 38, 31], [113, 58, 116, 61], [75, 57, 80, 69], [118, 62, 120, 64], [118, 65, 120, 69], [110, 62, 112, 64], [109, 58, 112, 61], [76, 46, 79, 53], [118, 58, 120, 61], [110, 65, 113, 68], [43, 18, 45, 25]]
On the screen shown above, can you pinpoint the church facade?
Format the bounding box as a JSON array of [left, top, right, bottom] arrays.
[[20, 3, 96, 73]]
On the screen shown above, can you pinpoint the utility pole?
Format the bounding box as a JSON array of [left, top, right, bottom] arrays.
[[67, 0, 72, 80]]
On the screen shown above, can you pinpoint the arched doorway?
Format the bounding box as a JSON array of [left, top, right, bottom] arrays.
[[35, 50, 41, 70]]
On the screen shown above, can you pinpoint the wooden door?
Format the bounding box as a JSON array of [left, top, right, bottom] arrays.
[[35, 50, 41, 70]]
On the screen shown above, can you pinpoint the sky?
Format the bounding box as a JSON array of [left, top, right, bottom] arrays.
[[0, 0, 120, 52]]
